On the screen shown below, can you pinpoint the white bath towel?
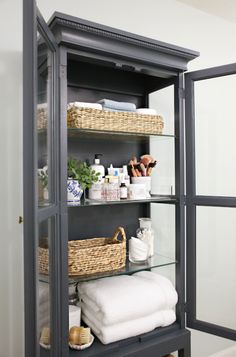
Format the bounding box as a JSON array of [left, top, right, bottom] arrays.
[[136, 108, 157, 115], [98, 99, 136, 112], [67, 102, 102, 110], [78, 272, 177, 325], [82, 307, 176, 344], [134, 271, 178, 308]]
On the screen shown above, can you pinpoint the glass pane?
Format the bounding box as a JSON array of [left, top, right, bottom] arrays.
[[149, 86, 175, 195], [195, 75, 236, 196], [37, 30, 55, 206], [151, 203, 176, 285], [196, 206, 236, 329], [38, 217, 54, 355]]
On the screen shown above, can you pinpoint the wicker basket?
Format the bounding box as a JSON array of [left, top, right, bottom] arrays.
[[39, 227, 126, 277], [67, 107, 164, 135]]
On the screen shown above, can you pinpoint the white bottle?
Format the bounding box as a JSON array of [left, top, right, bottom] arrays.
[[122, 165, 130, 186], [91, 154, 105, 182]]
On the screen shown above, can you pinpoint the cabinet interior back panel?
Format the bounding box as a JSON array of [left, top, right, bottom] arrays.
[[68, 134, 149, 168], [68, 203, 149, 241], [67, 59, 163, 99]]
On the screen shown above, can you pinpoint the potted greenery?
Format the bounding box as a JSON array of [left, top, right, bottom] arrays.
[[38, 165, 49, 201], [67, 158, 99, 202]]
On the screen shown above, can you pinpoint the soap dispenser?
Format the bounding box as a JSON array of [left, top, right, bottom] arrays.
[[91, 154, 105, 182]]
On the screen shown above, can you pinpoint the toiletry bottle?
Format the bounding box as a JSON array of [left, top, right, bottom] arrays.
[[120, 175, 128, 199], [91, 154, 105, 182], [122, 165, 130, 186]]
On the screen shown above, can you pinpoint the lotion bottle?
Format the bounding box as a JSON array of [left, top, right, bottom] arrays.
[[91, 154, 105, 182]]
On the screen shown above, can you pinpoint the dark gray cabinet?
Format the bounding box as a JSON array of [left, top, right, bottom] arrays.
[[23, 5, 236, 357]]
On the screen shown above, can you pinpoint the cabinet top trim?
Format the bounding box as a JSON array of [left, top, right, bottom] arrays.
[[49, 12, 199, 73]]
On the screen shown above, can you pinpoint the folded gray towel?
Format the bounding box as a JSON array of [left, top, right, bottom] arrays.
[[98, 99, 136, 112]]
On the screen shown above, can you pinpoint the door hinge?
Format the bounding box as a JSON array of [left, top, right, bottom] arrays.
[[179, 88, 185, 98]]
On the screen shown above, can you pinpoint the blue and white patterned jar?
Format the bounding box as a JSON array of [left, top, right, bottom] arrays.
[[67, 179, 83, 202]]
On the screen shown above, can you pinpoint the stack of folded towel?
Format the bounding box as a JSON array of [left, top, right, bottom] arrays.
[[78, 271, 178, 344], [98, 99, 136, 112]]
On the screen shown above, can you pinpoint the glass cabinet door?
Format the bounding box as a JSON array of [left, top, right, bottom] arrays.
[[24, 7, 69, 357], [185, 63, 236, 341]]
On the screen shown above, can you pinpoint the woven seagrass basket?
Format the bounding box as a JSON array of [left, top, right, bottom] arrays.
[[39, 227, 126, 277], [67, 107, 164, 135]]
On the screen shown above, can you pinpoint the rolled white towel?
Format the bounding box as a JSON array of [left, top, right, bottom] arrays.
[[137, 108, 157, 115], [78, 272, 177, 326], [67, 102, 102, 110], [82, 307, 176, 344]]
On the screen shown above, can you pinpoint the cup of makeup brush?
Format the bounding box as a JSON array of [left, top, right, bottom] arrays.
[[131, 176, 151, 198]]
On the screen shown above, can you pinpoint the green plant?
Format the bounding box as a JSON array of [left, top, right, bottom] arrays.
[[38, 166, 48, 189], [68, 158, 99, 190]]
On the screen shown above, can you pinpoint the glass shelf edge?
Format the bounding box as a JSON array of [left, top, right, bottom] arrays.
[[39, 254, 177, 285], [38, 128, 175, 138], [68, 195, 177, 207], [67, 128, 175, 138]]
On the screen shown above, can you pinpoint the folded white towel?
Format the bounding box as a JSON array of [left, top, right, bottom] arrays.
[[134, 271, 178, 308], [82, 308, 176, 344], [136, 108, 157, 115], [98, 99, 136, 112], [78, 272, 177, 325], [67, 102, 102, 110]]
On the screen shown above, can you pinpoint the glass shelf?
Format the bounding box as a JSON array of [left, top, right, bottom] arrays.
[[39, 253, 177, 285], [68, 195, 177, 207], [38, 128, 175, 139], [67, 128, 175, 139]]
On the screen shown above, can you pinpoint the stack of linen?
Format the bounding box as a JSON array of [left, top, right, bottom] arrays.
[[98, 99, 136, 112], [78, 271, 178, 344]]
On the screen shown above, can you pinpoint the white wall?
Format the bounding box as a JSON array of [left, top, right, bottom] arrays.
[[0, 0, 24, 357], [37, 0, 236, 356]]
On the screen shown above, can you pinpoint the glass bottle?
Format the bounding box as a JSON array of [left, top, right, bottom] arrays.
[[136, 218, 154, 257]]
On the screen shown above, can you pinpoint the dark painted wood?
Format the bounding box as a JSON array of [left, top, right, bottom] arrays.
[[48, 12, 199, 75], [185, 64, 236, 341]]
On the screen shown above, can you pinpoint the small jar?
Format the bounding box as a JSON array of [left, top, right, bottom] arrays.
[[136, 218, 154, 257]]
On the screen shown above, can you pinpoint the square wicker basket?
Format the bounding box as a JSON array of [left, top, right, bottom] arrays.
[[39, 227, 126, 277]]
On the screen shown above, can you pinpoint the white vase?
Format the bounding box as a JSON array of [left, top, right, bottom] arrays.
[[67, 179, 83, 202]]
